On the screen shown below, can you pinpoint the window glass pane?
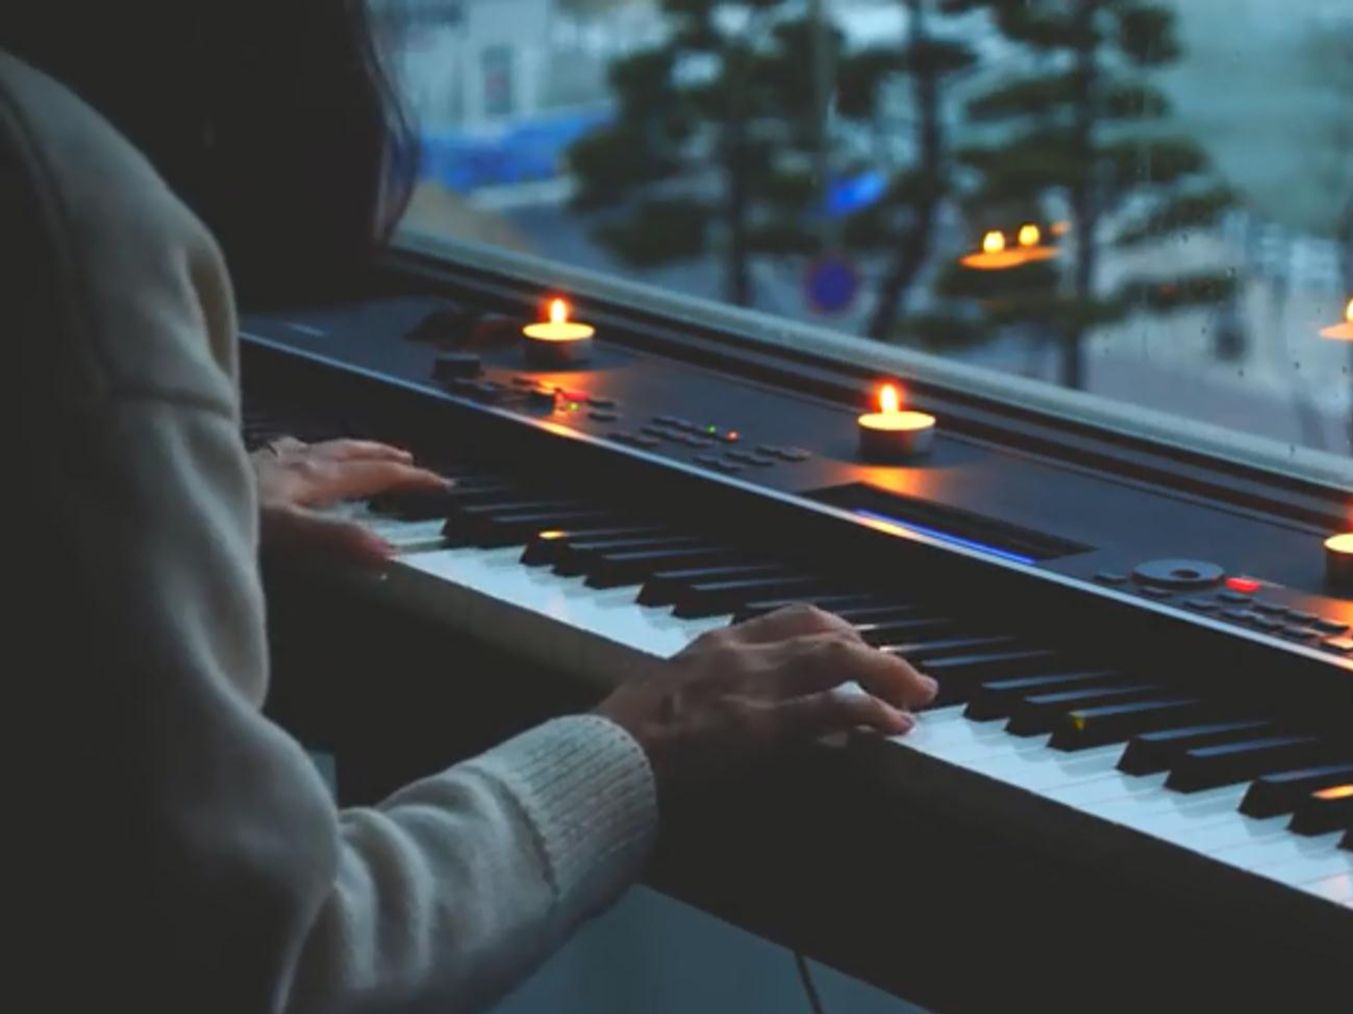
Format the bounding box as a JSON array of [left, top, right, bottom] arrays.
[[375, 0, 1353, 469]]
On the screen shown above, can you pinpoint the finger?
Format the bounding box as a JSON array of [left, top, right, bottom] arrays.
[[300, 461, 451, 506], [766, 634, 938, 710], [727, 603, 861, 644], [267, 436, 307, 456], [307, 439, 416, 463], [772, 690, 915, 740], [262, 506, 394, 568]]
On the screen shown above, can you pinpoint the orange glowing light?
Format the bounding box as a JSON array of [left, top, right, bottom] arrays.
[[537, 530, 566, 541], [859, 383, 935, 437], [1050, 220, 1071, 237], [1313, 784, 1353, 801], [959, 227, 1055, 270], [1319, 298, 1353, 340], [523, 297, 595, 342]]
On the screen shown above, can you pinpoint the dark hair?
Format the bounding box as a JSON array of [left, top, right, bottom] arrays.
[[0, 0, 417, 307]]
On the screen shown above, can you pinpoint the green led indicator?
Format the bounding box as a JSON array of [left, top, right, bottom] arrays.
[[706, 424, 717, 434]]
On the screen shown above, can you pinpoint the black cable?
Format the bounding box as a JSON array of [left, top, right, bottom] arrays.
[[793, 950, 828, 1014]]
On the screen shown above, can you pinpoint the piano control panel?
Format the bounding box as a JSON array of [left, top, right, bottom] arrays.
[[241, 296, 1352, 666]]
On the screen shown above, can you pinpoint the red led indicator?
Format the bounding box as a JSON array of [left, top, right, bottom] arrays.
[[726, 431, 740, 443], [1224, 577, 1261, 594]]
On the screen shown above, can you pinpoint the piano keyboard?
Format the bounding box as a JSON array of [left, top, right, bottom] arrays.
[[322, 459, 1351, 913]]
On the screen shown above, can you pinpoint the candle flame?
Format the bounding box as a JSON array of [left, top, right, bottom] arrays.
[[879, 384, 900, 415], [1018, 224, 1041, 248], [549, 298, 569, 325], [1345, 298, 1352, 324], [982, 231, 1005, 254]]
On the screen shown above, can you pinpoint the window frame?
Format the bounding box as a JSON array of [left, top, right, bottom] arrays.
[[388, 227, 1353, 518]]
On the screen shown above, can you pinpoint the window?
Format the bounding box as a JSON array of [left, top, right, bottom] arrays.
[[378, 0, 1353, 478]]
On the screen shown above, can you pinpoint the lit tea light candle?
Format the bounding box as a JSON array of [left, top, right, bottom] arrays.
[[1015, 222, 1057, 264], [1326, 532, 1353, 594], [522, 297, 595, 367], [1318, 299, 1353, 341], [858, 383, 936, 461], [959, 230, 1030, 271]]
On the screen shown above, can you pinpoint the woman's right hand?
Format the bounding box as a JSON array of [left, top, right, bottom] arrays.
[[595, 604, 936, 791]]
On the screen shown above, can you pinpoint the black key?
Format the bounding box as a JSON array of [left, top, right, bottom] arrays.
[[464, 510, 616, 548], [1341, 828, 1351, 851], [888, 635, 1023, 664], [443, 499, 589, 536], [370, 479, 513, 519], [520, 526, 664, 567], [1118, 720, 1274, 775], [674, 575, 842, 618], [733, 595, 891, 623], [854, 617, 958, 647], [1005, 684, 1161, 737], [1240, 765, 1353, 818], [1049, 698, 1210, 751], [915, 648, 1061, 705], [555, 535, 700, 576], [1288, 784, 1353, 836], [594, 550, 760, 592], [1166, 736, 1330, 793], [966, 672, 1120, 722], [635, 565, 790, 606]]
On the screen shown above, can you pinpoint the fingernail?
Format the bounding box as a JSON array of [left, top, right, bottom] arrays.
[[892, 712, 916, 735], [920, 676, 939, 700]]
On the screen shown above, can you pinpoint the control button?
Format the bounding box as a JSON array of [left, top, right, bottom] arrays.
[[775, 447, 812, 462], [1094, 571, 1128, 586], [1222, 608, 1253, 622], [1321, 636, 1353, 655], [629, 434, 661, 450], [1224, 576, 1263, 594], [756, 444, 780, 456], [511, 376, 538, 387], [1283, 609, 1316, 625], [714, 460, 744, 474], [1251, 601, 1285, 614], [1183, 597, 1218, 612], [685, 436, 715, 449], [670, 418, 697, 432], [1249, 615, 1283, 632], [1312, 618, 1349, 635], [640, 424, 673, 439], [1132, 558, 1224, 590], [748, 454, 776, 467], [589, 410, 618, 423], [653, 415, 678, 426], [1218, 590, 1251, 604], [693, 453, 720, 467], [1139, 586, 1173, 600], [588, 396, 616, 409], [526, 386, 557, 410]]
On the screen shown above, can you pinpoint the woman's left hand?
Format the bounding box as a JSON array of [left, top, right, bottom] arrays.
[[252, 437, 449, 567]]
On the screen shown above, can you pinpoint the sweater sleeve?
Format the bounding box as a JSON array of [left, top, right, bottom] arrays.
[[5, 49, 656, 1014]]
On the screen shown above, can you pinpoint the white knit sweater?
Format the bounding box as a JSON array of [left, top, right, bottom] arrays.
[[4, 51, 656, 1014]]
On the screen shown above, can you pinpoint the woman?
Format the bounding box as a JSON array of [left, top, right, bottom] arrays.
[[4, 8, 933, 1013]]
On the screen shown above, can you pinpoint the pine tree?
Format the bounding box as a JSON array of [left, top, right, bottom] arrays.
[[567, 0, 827, 308], [934, 0, 1235, 388], [830, 0, 976, 340]]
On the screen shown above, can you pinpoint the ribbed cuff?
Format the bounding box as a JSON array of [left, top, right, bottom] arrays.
[[463, 715, 657, 914]]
